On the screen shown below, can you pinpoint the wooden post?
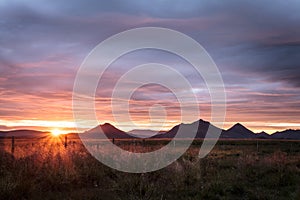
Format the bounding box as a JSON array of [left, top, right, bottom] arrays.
[[112, 138, 115, 144], [256, 140, 259, 153], [64, 135, 67, 148], [11, 136, 15, 154]]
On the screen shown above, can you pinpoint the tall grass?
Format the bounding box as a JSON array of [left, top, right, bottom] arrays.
[[0, 137, 299, 199]]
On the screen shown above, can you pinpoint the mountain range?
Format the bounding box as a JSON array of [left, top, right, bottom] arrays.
[[0, 119, 299, 140], [81, 119, 300, 140], [0, 130, 49, 138]]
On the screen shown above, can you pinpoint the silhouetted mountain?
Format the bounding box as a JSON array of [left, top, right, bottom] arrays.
[[0, 130, 49, 138], [81, 120, 300, 140], [222, 123, 256, 139], [2, 120, 299, 140], [256, 131, 271, 139], [271, 129, 300, 139], [153, 119, 223, 139], [81, 123, 133, 139], [151, 120, 300, 139]]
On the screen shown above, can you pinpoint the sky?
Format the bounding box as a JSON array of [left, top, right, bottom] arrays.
[[0, 0, 300, 134]]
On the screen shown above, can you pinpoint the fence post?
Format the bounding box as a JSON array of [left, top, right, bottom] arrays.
[[64, 135, 67, 148], [11, 136, 15, 154]]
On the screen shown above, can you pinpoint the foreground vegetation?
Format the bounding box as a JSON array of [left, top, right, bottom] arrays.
[[0, 136, 299, 200]]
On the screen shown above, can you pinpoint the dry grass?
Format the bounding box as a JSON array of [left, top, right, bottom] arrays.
[[0, 136, 299, 199]]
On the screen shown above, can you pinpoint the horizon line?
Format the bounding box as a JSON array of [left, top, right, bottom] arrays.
[[1, 119, 300, 135]]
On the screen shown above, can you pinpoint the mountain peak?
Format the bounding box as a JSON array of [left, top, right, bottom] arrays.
[[256, 131, 270, 138], [100, 122, 114, 127], [83, 122, 132, 139], [99, 123, 125, 132], [259, 131, 267, 134], [228, 123, 248, 131], [234, 122, 244, 127], [225, 122, 255, 138], [199, 119, 209, 124]]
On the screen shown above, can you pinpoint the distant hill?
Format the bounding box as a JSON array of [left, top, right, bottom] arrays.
[[271, 129, 300, 139], [64, 121, 300, 140], [81, 123, 133, 139], [255, 131, 271, 139], [221, 123, 256, 139], [1, 120, 299, 140], [153, 119, 223, 139], [148, 120, 299, 140], [0, 130, 49, 138]]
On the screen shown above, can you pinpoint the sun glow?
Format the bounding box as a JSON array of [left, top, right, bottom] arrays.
[[51, 129, 62, 137]]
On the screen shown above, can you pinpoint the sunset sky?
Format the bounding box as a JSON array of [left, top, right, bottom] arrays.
[[0, 0, 300, 134]]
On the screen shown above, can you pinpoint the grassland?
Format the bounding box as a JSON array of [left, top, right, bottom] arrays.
[[0, 136, 299, 199]]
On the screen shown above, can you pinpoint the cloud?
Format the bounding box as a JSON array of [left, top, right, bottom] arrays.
[[0, 0, 299, 131]]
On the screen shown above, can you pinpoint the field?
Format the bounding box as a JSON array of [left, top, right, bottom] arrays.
[[0, 136, 299, 200]]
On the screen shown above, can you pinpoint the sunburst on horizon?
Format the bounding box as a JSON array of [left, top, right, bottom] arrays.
[[51, 129, 63, 137]]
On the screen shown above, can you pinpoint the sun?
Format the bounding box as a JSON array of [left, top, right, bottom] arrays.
[[51, 129, 62, 137]]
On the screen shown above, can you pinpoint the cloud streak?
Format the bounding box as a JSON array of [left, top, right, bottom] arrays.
[[0, 0, 299, 132]]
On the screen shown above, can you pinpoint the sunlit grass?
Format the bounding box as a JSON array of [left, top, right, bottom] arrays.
[[0, 138, 299, 199]]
